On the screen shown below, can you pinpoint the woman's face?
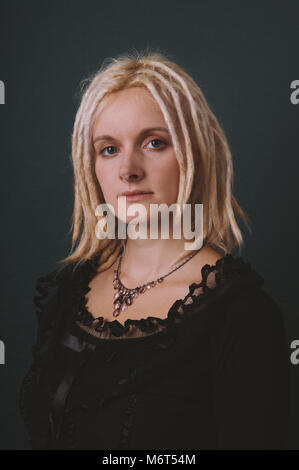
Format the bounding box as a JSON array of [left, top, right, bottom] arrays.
[[92, 86, 180, 226]]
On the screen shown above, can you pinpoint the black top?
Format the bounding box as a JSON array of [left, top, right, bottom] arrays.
[[19, 253, 291, 450]]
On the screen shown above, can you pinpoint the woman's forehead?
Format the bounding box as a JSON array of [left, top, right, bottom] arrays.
[[92, 87, 167, 137]]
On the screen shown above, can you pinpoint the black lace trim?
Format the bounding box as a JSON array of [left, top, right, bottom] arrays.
[[73, 253, 264, 339]]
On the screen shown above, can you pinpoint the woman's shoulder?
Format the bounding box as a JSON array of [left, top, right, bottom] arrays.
[[215, 253, 285, 324], [221, 282, 287, 334], [33, 256, 100, 322], [183, 254, 290, 390], [34, 264, 72, 318], [185, 251, 286, 337], [31, 261, 83, 365], [35, 260, 78, 289], [33, 259, 88, 311], [202, 256, 289, 360]]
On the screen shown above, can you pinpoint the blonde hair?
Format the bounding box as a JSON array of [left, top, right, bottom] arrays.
[[57, 48, 251, 275]]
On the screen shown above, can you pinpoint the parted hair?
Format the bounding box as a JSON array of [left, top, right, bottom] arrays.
[[57, 48, 251, 275]]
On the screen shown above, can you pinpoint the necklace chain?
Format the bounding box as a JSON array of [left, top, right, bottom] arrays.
[[112, 248, 202, 317]]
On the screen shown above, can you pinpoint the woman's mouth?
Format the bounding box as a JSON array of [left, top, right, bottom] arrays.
[[119, 190, 154, 201], [122, 192, 153, 201]]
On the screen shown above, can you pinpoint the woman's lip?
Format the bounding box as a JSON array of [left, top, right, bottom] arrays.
[[122, 192, 153, 201]]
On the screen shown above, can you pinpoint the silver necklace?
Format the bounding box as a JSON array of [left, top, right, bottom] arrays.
[[112, 248, 202, 317]]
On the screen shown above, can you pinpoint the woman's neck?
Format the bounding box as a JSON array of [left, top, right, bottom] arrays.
[[119, 236, 203, 283]]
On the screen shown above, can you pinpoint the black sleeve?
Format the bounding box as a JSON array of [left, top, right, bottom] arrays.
[[31, 268, 62, 365], [211, 288, 291, 449], [19, 267, 63, 449]]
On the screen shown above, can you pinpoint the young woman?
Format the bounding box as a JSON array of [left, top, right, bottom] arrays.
[[19, 51, 290, 450]]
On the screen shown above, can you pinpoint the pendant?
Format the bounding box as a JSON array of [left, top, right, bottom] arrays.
[[112, 271, 164, 317]]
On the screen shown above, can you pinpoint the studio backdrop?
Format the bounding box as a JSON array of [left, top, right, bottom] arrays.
[[0, 0, 298, 450]]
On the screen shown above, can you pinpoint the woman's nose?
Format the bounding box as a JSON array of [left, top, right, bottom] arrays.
[[119, 171, 143, 183], [119, 148, 145, 183]]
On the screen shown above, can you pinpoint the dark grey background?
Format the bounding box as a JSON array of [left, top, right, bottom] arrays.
[[0, 0, 298, 450]]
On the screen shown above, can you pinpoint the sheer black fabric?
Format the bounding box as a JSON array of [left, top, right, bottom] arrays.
[[19, 253, 291, 449]]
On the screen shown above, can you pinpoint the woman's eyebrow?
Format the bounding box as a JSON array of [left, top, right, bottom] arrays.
[[93, 127, 170, 144]]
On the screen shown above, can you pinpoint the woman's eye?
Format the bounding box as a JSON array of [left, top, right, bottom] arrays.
[[99, 145, 117, 156], [99, 139, 167, 157], [147, 139, 167, 150]]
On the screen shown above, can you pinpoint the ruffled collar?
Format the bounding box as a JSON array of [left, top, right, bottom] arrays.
[[70, 252, 265, 340]]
